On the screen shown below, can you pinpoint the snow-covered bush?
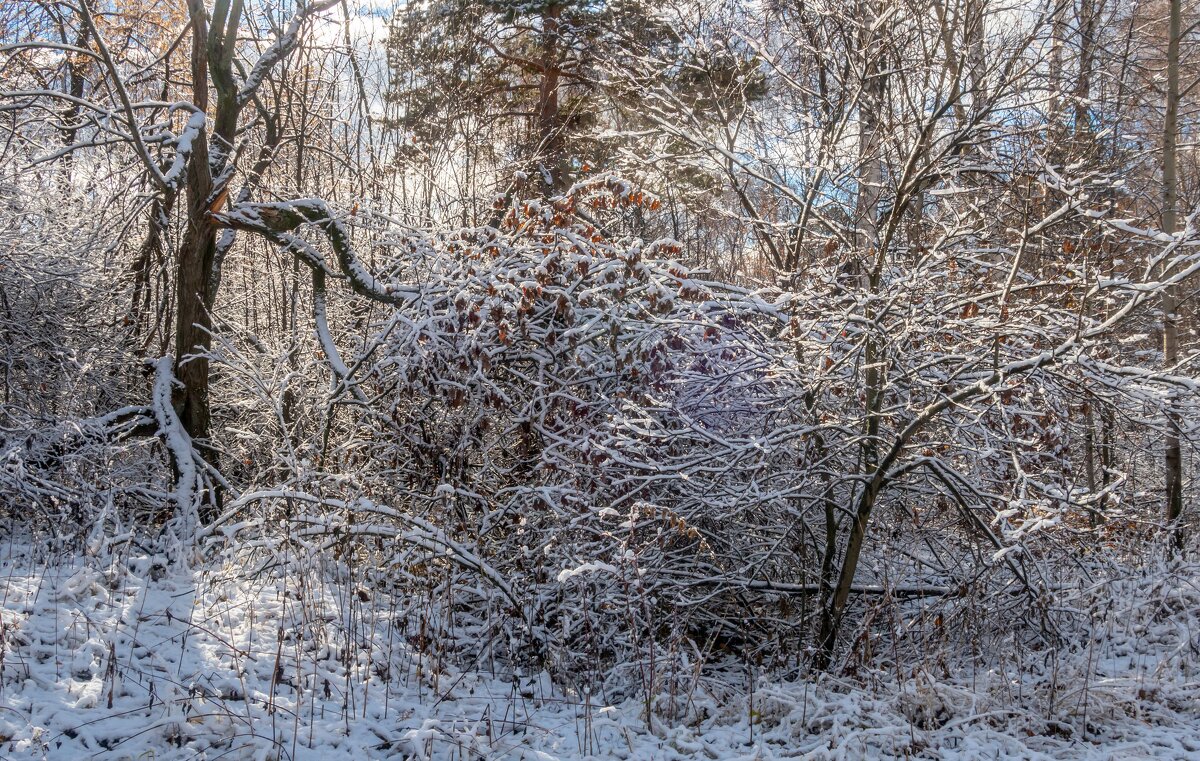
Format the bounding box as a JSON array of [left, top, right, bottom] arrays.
[[199, 167, 1200, 697], [203, 177, 826, 690], [0, 177, 166, 539]]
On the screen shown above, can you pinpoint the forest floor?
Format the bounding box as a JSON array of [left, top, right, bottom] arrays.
[[0, 539, 1196, 760]]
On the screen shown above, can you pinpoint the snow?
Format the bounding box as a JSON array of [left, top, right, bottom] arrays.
[[151, 357, 199, 547], [238, 0, 342, 109], [162, 109, 206, 190], [556, 561, 620, 583], [0, 541, 1197, 760]]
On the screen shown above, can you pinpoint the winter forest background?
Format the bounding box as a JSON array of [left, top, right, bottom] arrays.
[[2, 0, 1200, 757]]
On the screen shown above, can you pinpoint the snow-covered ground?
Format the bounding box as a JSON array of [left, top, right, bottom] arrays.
[[0, 540, 1196, 760]]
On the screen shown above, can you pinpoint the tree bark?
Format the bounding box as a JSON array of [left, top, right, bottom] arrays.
[[173, 0, 217, 447], [174, 0, 244, 450], [1163, 0, 1184, 552], [536, 3, 565, 195], [815, 0, 887, 670]]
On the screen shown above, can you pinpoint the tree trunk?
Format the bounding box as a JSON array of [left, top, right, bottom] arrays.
[[174, 0, 243, 450], [816, 0, 886, 670], [536, 3, 565, 195], [1163, 0, 1184, 552], [59, 20, 90, 179], [174, 0, 217, 447]]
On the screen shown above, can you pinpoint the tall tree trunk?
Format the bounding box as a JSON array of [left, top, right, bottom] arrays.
[[175, 0, 242, 452], [536, 3, 565, 195], [174, 0, 216, 448], [59, 20, 90, 179], [1073, 0, 1097, 143], [1162, 0, 1184, 551], [854, 20, 882, 256], [816, 0, 886, 670]]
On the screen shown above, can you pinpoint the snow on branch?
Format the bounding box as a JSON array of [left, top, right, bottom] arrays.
[[151, 357, 200, 543], [237, 0, 341, 109], [201, 489, 536, 636], [212, 199, 419, 305], [160, 108, 206, 190]]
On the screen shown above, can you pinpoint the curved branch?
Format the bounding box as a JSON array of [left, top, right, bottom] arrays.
[[211, 199, 420, 304]]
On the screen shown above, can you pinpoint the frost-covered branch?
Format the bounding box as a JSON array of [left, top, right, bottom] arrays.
[[151, 357, 201, 542], [212, 200, 421, 305], [237, 0, 341, 109]]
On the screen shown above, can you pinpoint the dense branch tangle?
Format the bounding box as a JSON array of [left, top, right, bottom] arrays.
[[4, 0, 1200, 684]]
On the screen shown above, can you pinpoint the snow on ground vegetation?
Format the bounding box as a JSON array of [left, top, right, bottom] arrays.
[[0, 538, 1196, 760]]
